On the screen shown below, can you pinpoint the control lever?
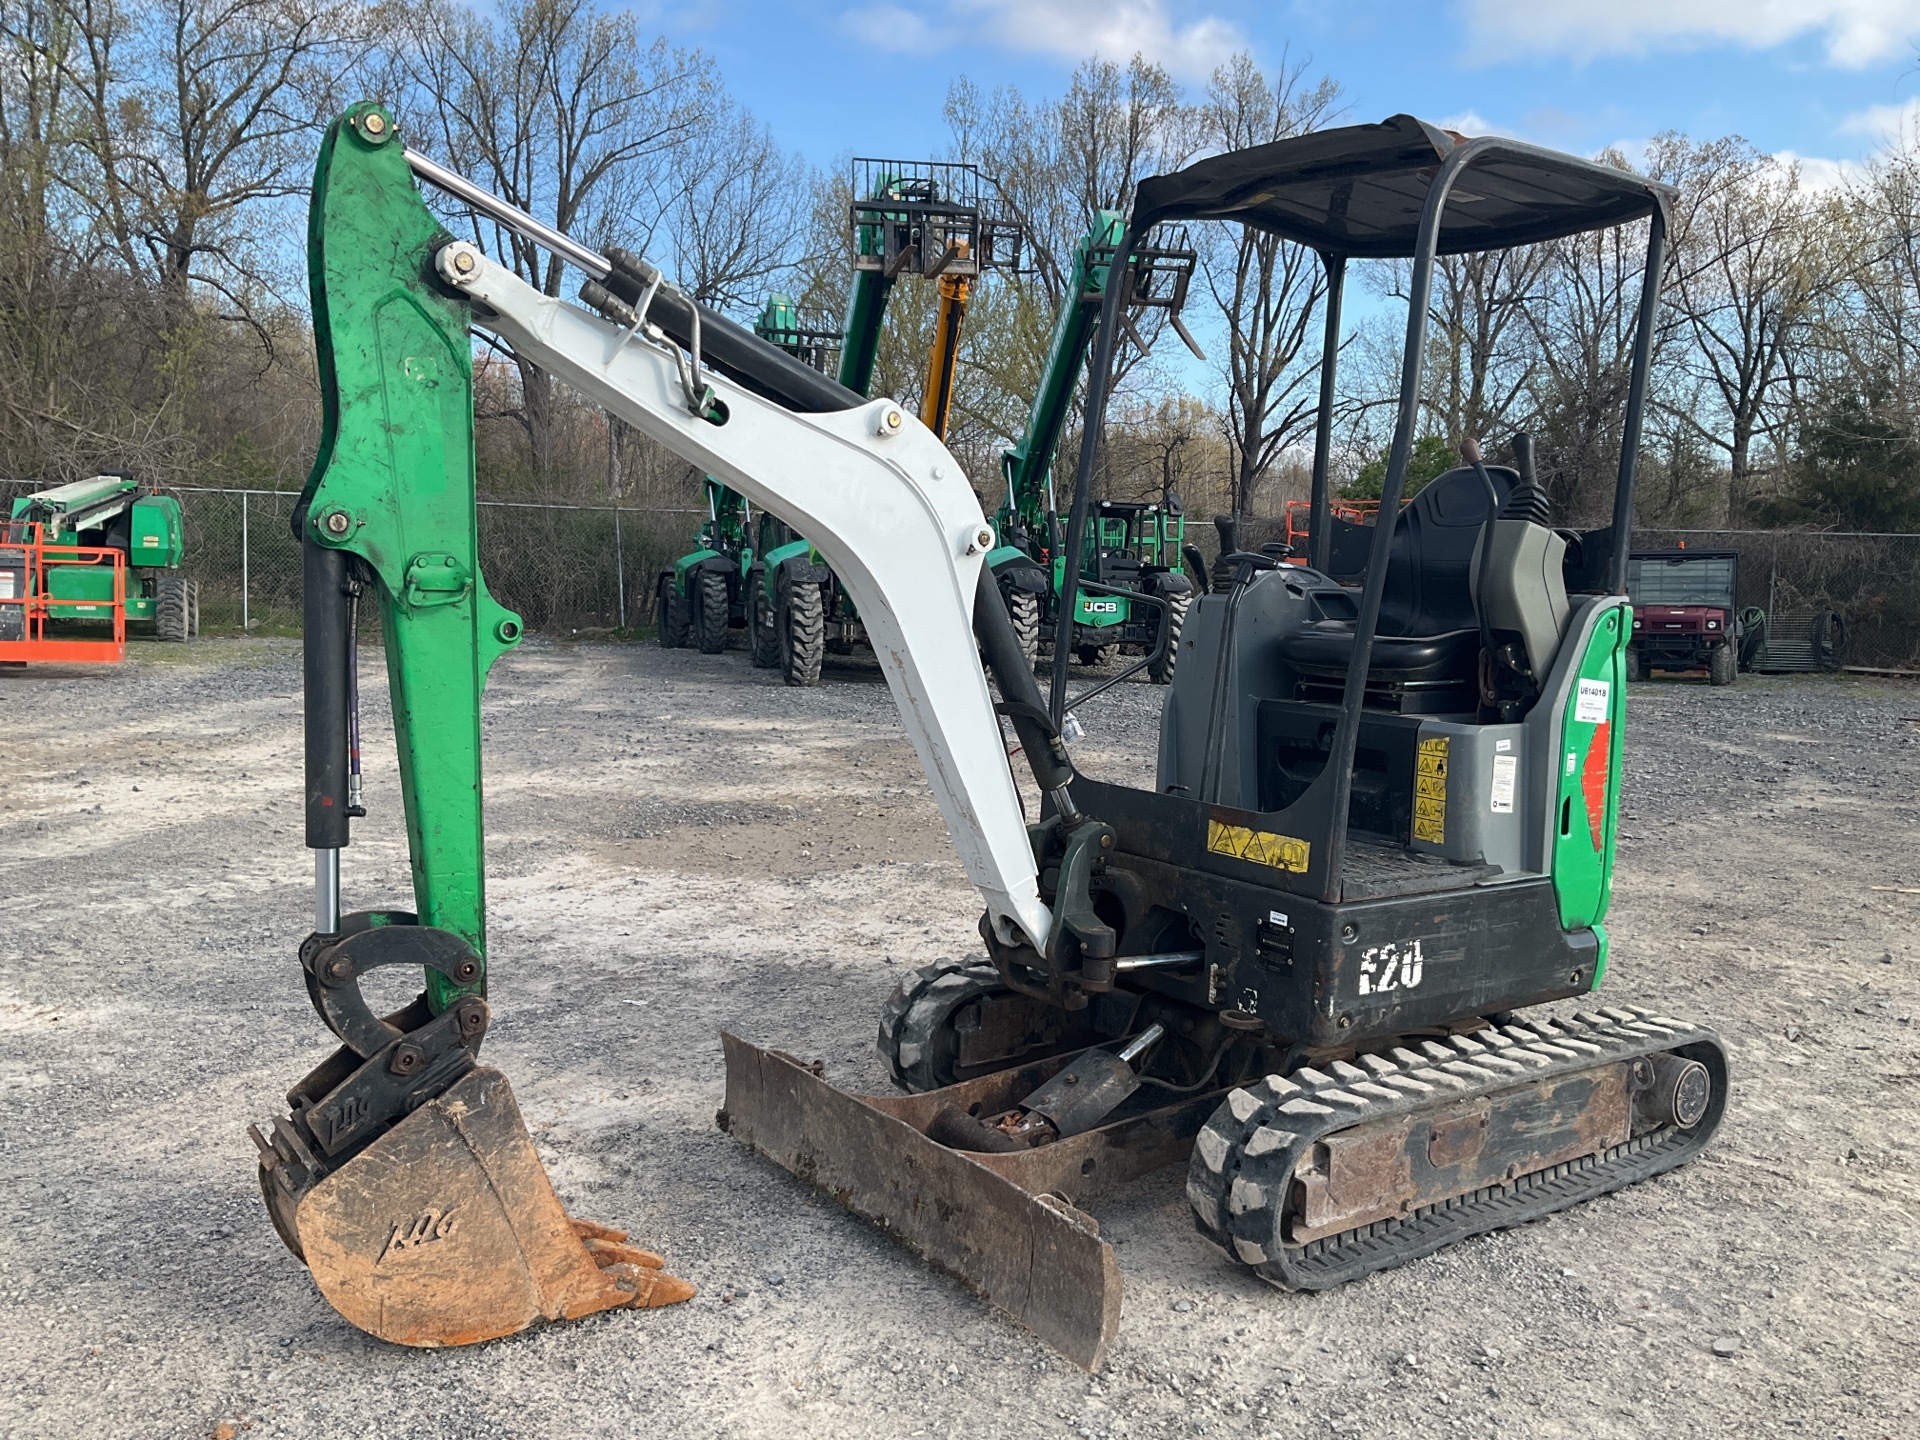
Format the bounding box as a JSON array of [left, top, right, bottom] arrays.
[[1460, 436, 1503, 666], [927, 1024, 1167, 1153]]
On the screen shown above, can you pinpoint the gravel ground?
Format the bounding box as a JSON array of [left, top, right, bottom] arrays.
[[2, 637, 1916, 1440]]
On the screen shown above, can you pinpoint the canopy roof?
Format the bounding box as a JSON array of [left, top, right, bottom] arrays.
[[1129, 114, 1669, 259]]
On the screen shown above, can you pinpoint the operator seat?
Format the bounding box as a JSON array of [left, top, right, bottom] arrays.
[[1278, 465, 1516, 696]]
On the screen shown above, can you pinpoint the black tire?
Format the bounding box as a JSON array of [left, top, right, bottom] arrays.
[[694, 570, 730, 654], [749, 581, 779, 668], [187, 580, 200, 637], [1148, 592, 1189, 685], [1004, 586, 1041, 669], [1628, 644, 1650, 682], [656, 575, 690, 648], [778, 571, 824, 687], [1074, 642, 1119, 669], [1708, 641, 1736, 687], [154, 575, 190, 642]]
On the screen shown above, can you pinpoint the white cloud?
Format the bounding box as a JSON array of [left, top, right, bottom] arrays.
[[1459, 1, 1920, 69], [1436, 109, 1497, 136], [843, 4, 957, 54], [1773, 149, 1860, 190], [1839, 95, 1920, 140], [841, 0, 1245, 80]]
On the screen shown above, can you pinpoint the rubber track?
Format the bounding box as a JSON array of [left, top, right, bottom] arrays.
[[1186, 1006, 1728, 1290], [876, 961, 1002, 1092]]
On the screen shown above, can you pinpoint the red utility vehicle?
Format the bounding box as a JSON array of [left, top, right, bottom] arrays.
[[1626, 548, 1739, 685]]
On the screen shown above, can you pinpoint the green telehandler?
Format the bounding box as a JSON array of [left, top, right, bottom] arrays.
[[657, 295, 842, 655], [755, 158, 1019, 685], [984, 214, 1204, 680]]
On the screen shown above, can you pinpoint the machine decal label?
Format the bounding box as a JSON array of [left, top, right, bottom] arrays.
[[1491, 754, 1518, 814], [1206, 819, 1310, 873], [1413, 737, 1449, 844], [1581, 720, 1612, 849], [1575, 678, 1611, 724], [1358, 940, 1425, 995], [380, 1207, 461, 1263], [0, 574, 12, 599]]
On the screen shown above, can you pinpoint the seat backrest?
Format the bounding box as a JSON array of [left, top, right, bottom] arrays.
[[1377, 464, 1517, 637]]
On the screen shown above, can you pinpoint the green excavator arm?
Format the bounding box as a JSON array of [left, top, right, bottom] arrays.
[[252, 102, 693, 1350]]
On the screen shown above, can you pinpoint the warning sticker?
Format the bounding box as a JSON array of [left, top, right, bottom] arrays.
[[1491, 753, 1517, 814], [1413, 736, 1450, 844], [1575, 678, 1611, 724], [1207, 819, 1311, 874]]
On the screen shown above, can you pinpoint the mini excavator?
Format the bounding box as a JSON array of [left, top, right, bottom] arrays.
[[256, 107, 1725, 1367]]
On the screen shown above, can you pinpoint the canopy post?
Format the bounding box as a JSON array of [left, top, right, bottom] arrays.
[[1308, 252, 1346, 574]]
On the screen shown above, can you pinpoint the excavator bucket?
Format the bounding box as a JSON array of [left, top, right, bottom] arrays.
[[719, 1033, 1226, 1370], [258, 1067, 693, 1347]]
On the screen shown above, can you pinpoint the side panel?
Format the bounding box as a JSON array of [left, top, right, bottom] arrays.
[[1549, 601, 1629, 950], [129, 496, 184, 567]]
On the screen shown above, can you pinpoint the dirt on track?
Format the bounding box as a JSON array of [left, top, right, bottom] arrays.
[[1, 638, 1916, 1440]]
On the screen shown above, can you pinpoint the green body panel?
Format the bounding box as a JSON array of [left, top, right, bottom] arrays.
[[761, 538, 817, 601], [673, 546, 724, 589], [672, 477, 750, 593], [1550, 600, 1631, 985], [46, 567, 117, 606], [1051, 555, 1126, 629], [128, 496, 183, 567], [302, 104, 521, 1009]]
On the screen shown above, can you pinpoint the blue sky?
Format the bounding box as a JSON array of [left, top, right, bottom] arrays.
[[656, 0, 1920, 186]]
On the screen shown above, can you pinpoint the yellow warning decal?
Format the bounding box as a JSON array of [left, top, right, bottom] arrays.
[[1413, 735, 1450, 844], [1207, 820, 1311, 873]]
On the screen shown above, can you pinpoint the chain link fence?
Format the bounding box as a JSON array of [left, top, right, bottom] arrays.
[[1, 481, 703, 635], [6, 479, 1920, 667], [1633, 528, 1920, 671], [174, 488, 704, 634]]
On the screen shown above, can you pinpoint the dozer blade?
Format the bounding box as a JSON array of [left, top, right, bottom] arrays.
[[275, 1067, 694, 1346], [720, 1032, 1228, 1370]]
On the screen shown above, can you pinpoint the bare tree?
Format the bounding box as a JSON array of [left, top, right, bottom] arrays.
[[1647, 133, 1830, 517], [1200, 51, 1340, 516], [9, 0, 363, 317], [398, 0, 713, 477], [658, 96, 808, 315]]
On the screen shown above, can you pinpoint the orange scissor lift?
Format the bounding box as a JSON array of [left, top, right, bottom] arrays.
[[0, 520, 128, 664]]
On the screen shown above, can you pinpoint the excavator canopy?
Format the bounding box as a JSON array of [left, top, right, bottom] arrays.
[[1129, 113, 1671, 259]]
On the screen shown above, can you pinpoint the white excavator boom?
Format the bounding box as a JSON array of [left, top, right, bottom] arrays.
[[431, 239, 1053, 956]]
